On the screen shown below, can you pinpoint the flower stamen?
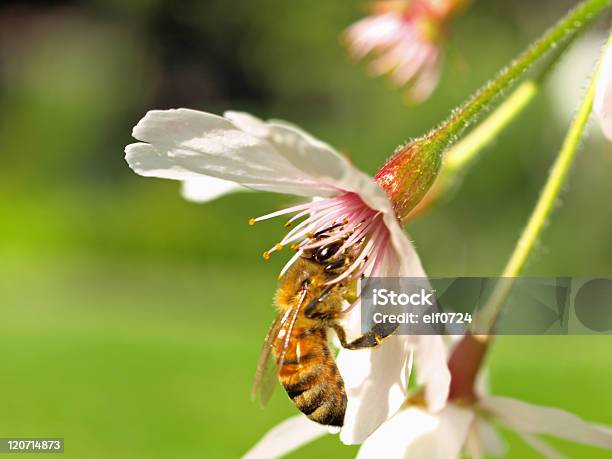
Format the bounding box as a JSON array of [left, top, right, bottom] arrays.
[[251, 192, 392, 286]]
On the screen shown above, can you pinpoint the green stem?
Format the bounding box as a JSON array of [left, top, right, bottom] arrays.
[[444, 81, 538, 172], [473, 33, 610, 334], [408, 41, 572, 219], [410, 84, 537, 218], [428, 0, 610, 151]]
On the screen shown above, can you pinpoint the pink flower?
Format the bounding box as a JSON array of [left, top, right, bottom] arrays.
[[125, 108, 450, 451], [344, 0, 465, 103]]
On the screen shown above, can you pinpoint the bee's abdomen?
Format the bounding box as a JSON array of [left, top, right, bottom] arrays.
[[276, 328, 347, 427]]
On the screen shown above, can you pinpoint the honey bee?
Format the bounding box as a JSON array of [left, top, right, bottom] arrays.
[[252, 231, 397, 426]]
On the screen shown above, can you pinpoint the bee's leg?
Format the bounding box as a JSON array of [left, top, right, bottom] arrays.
[[332, 322, 399, 350]]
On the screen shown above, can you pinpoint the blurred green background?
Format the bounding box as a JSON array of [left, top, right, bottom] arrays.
[[1, 0, 611, 457]]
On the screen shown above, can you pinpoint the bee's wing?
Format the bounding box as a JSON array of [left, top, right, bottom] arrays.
[[252, 309, 291, 406], [276, 289, 306, 370], [252, 288, 308, 406]]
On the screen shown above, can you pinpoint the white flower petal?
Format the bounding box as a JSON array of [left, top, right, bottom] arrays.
[[248, 117, 391, 209], [242, 415, 328, 459], [407, 54, 441, 103], [126, 109, 338, 198], [357, 405, 474, 459], [382, 230, 450, 414], [483, 396, 612, 449], [356, 407, 437, 459], [474, 367, 490, 398], [345, 14, 404, 59], [180, 177, 248, 203], [126, 110, 410, 269], [226, 111, 398, 222], [464, 426, 483, 459], [337, 335, 413, 445], [594, 39, 612, 141], [344, 10, 442, 101], [126, 108, 403, 216], [475, 419, 506, 456], [413, 334, 451, 413], [384, 220, 427, 277], [223, 111, 271, 137]]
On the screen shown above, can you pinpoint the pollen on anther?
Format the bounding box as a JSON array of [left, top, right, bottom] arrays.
[[249, 218, 256, 226], [275, 243, 284, 251], [306, 232, 314, 238], [290, 244, 299, 251], [263, 251, 271, 260]]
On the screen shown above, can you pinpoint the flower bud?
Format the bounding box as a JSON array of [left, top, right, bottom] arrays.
[[374, 138, 442, 223]]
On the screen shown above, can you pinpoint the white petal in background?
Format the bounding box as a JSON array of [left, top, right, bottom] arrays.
[[464, 418, 506, 459], [483, 396, 612, 449], [345, 14, 404, 59], [357, 405, 474, 459], [181, 177, 247, 203], [594, 37, 612, 141], [242, 415, 329, 459], [549, 33, 603, 132], [474, 418, 506, 457]]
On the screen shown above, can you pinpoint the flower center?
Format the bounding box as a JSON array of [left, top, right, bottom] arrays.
[[249, 192, 390, 285]]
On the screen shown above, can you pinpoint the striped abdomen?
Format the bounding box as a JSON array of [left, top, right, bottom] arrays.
[[275, 327, 347, 426]]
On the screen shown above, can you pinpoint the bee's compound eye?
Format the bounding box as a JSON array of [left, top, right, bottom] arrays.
[[324, 258, 346, 272], [314, 241, 343, 262]]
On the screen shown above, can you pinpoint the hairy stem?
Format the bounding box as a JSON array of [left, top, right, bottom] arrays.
[[408, 39, 572, 218], [429, 0, 610, 150], [473, 33, 610, 335]]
